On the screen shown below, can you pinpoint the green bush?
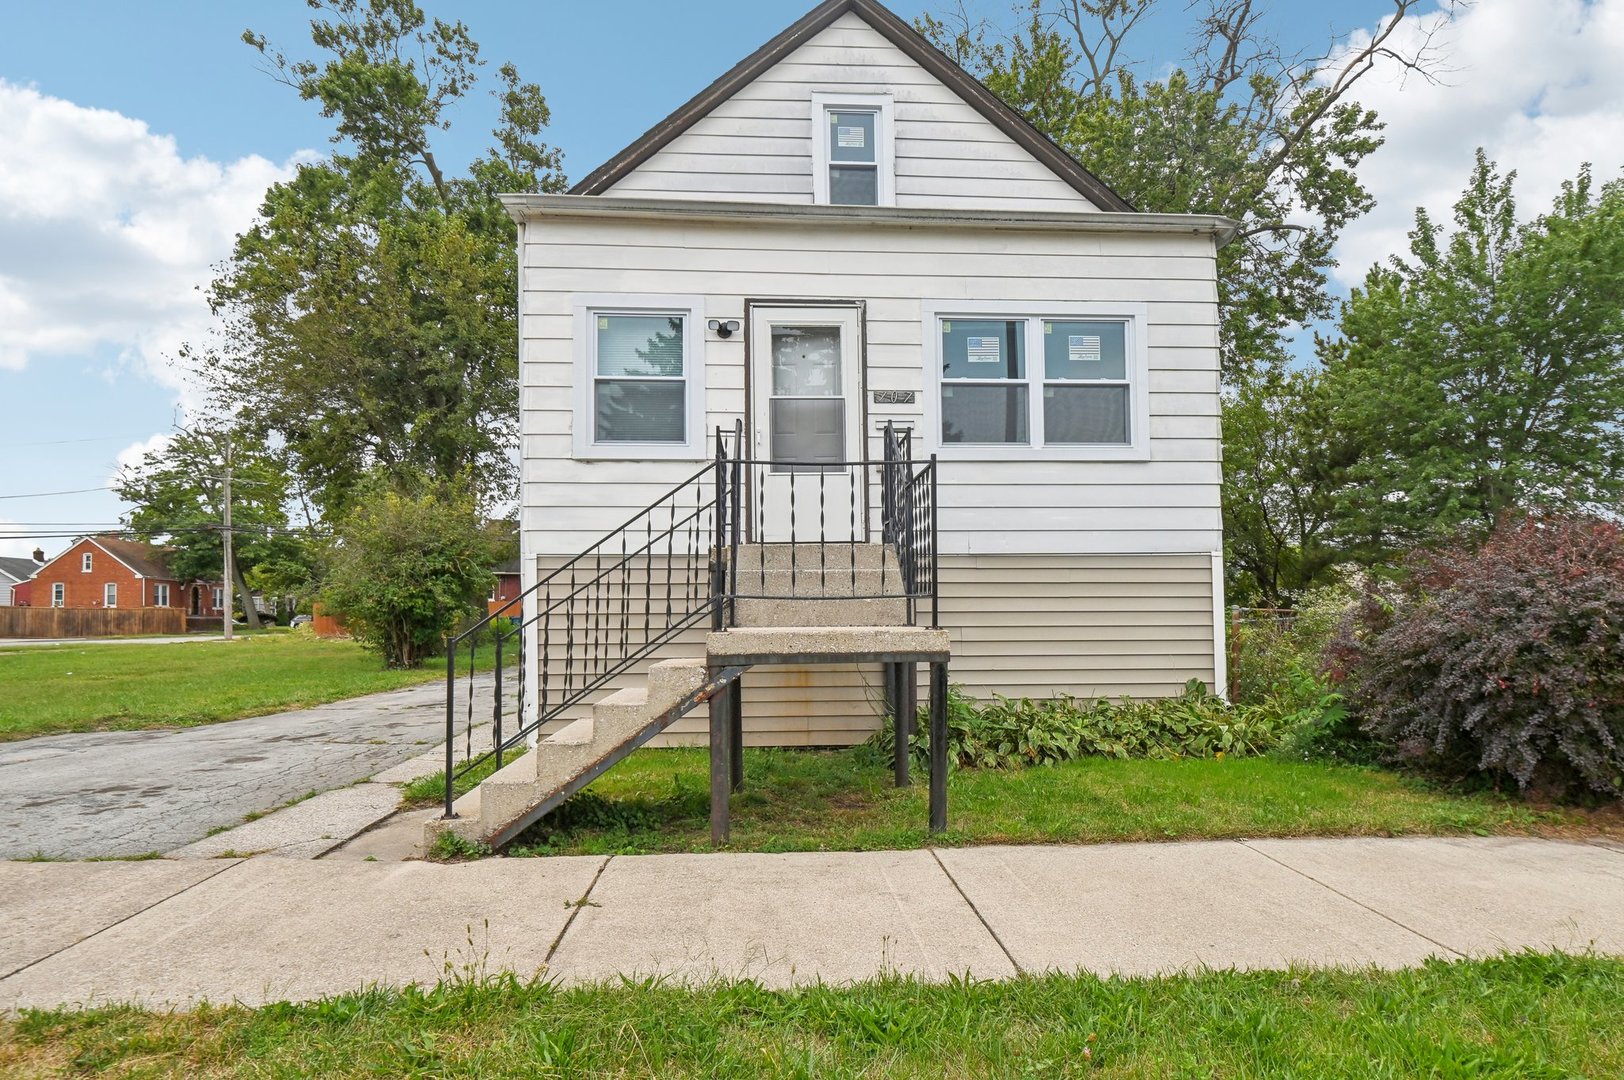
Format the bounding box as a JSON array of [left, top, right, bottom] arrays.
[[320, 484, 498, 668], [867, 681, 1302, 772], [1229, 585, 1369, 764]]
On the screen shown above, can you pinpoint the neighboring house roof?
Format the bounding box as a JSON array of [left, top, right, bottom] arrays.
[[35, 535, 178, 581], [494, 558, 522, 577], [568, 0, 1134, 213], [0, 557, 40, 584]]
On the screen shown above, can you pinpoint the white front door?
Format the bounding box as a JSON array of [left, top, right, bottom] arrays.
[[749, 305, 864, 542]]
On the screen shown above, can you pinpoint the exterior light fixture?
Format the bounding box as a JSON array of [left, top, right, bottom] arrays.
[[707, 319, 740, 338]]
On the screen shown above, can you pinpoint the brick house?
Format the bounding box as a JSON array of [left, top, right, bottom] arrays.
[[489, 558, 522, 618], [29, 536, 225, 614]]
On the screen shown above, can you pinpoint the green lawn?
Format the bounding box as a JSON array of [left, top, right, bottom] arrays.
[[0, 634, 498, 741], [6, 952, 1620, 1077], [478, 746, 1587, 857]]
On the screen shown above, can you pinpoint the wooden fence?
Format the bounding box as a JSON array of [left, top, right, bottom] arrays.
[[0, 607, 188, 639]]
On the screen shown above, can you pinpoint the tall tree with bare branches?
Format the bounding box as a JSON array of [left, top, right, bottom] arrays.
[[920, 0, 1454, 375]]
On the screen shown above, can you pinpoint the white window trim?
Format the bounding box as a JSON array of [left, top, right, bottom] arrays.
[[571, 293, 708, 461], [213, 587, 225, 610], [51, 583, 65, 607], [154, 583, 170, 607], [81, 552, 93, 573], [104, 582, 117, 609], [921, 300, 1152, 462], [811, 91, 896, 207]]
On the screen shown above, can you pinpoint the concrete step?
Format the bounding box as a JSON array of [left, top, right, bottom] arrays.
[[731, 543, 899, 572], [647, 657, 706, 712], [728, 567, 912, 598], [707, 625, 951, 664], [733, 597, 910, 627]]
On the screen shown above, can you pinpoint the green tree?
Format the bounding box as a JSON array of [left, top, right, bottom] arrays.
[[1322, 152, 1624, 560], [1221, 367, 1342, 606], [920, 0, 1450, 374], [113, 427, 302, 629], [203, 0, 566, 516], [321, 482, 497, 667]]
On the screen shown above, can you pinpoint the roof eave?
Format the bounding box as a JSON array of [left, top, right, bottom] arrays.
[[501, 193, 1237, 242]]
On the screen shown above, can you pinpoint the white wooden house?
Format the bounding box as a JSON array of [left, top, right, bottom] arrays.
[[433, 0, 1234, 847]]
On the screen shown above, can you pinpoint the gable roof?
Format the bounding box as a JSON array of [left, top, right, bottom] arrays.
[[570, 0, 1134, 212], [36, 535, 177, 581], [0, 556, 40, 584]]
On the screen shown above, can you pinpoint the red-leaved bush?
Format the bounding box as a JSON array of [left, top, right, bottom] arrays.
[[1328, 515, 1624, 799]]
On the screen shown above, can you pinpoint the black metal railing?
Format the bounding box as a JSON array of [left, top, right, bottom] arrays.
[[440, 421, 938, 820]]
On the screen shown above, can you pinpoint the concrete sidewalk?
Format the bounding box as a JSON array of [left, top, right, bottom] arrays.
[[3, 836, 1622, 1011]]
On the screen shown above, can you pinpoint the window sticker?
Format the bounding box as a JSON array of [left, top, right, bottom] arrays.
[[966, 336, 1002, 364], [1068, 334, 1102, 365], [837, 125, 866, 149], [598, 316, 610, 330]]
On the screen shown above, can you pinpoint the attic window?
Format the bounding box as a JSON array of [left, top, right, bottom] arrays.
[[812, 93, 894, 207]]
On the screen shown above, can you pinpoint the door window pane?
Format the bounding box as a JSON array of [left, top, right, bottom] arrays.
[[942, 320, 1025, 380], [771, 325, 842, 396], [769, 398, 845, 471], [829, 166, 877, 206], [828, 110, 876, 163], [596, 315, 684, 377], [595, 381, 685, 443], [941, 385, 1030, 444], [1044, 385, 1129, 444], [1043, 320, 1126, 380]]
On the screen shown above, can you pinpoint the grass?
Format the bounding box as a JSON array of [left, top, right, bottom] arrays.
[[0, 633, 506, 741], [477, 747, 1593, 857], [4, 952, 1621, 1077]]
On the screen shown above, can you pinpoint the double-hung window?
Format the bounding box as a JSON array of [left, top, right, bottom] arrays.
[[51, 583, 64, 607], [573, 295, 706, 460], [812, 92, 894, 207], [81, 552, 93, 573], [927, 302, 1150, 460], [103, 582, 117, 608], [154, 583, 170, 607]]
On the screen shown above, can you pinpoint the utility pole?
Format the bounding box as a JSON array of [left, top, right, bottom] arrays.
[[222, 432, 233, 641]]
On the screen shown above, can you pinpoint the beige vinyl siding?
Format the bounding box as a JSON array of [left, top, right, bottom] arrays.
[[519, 212, 1221, 557], [536, 552, 1218, 748], [603, 12, 1097, 212]]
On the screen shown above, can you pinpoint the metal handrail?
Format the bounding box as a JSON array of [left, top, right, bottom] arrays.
[[439, 421, 941, 821]]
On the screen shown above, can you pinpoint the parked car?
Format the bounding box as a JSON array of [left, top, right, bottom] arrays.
[[290, 614, 313, 628]]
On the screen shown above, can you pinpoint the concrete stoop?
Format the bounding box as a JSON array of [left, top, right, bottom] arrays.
[[424, 617, 951, 852], [423, 657, 716, 851]]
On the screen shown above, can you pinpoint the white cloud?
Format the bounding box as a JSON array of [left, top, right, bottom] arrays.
[[1329, 0, 1624, 286], [0, 79, 306, 400]]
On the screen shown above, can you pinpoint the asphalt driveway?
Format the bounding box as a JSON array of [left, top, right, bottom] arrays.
[[0, 674, 505, 859]]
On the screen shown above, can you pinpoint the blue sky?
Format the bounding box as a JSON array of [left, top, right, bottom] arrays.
[[2, 0, 1619, 556]]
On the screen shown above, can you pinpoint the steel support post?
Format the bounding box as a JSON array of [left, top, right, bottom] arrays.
[[709, 669, 730, 845], [728, 675, 744, 793], [928, 660, 948, 833]]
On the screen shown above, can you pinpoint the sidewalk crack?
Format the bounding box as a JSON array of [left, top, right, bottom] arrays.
[[1237, 840, 1463, 958], [929, 848, 1024, 977], [0, 858, 245, 982], [546, 855, 612, 965]]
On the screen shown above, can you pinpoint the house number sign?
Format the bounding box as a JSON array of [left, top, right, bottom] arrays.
[[871, 390, 916, 405]]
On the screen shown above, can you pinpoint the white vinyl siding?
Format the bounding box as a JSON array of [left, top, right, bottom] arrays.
[[0, 584, 11, 606], [603, 12, 1097, 212], [518, 212, 1220, 558]]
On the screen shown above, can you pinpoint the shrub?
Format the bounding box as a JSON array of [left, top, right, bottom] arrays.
[[867, 681, 1299, 772], [1331, 515, 1624, 800], [321, 484, 498, 668]]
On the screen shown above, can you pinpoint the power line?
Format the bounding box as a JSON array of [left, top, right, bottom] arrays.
[[0, 433, 154, 449], [0, 486, 115, 500]]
